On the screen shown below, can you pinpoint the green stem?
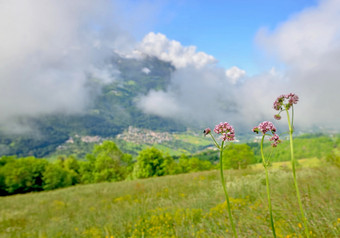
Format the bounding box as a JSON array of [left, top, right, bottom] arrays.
[[260, 135, 276, 238], [286, 110, 310, 238], [219, 141, 238, 237], [210, 134, 220, 149]]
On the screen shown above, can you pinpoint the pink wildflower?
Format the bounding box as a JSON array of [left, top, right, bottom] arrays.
[[253, 121, 281, 147], [269, 134, 281, 147], [203, 128, 211, 136], [273, 93, 299, 111], [256, 121, 277, 134], [213, 122, 235, 141], [288, 93, 299, 105], [252, 126, 259, 134]]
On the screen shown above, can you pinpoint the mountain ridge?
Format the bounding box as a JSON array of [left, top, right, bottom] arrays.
[[0, 55, 188, 157]]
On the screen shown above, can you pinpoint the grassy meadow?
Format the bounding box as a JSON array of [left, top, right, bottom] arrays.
[[0, 160, 339, 237]]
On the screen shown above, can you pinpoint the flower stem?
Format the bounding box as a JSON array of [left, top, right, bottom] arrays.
[[219, 141, 238, 237], [286, 110, 310, 238], [261, 135, 277, 238]]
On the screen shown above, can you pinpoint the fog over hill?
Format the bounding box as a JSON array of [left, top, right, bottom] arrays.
[[1, 0, 340, 150]]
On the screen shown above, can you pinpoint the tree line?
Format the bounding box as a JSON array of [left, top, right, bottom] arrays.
[[0, 141, 255, 196]]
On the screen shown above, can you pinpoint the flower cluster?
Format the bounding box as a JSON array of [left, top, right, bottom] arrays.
[[273, 93, 299, 112], [214, 122, 235, 141], [269, 134, 281, 147], [253, 121, 280, 147], [252, 121, 277, 134]]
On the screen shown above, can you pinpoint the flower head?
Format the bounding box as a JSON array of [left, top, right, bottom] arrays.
[[203, 128, 211, 136], [253, 121, 277, 135], [273, 93, 299, 111], [253, 121, 281, 147], [269, 134, 281, 147], [214, 122, 235, 141]]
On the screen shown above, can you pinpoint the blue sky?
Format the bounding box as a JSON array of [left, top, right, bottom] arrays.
[[145, 0, 319, 75]]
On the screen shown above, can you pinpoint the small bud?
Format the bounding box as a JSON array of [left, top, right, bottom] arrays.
[[274, 114, 281, 120], [203, 128, 211, 136]]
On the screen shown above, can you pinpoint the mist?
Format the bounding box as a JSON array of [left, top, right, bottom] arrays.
[[0, 0, 155, 132], [1, 0, 340, 135], [137, 0, 340, 132]]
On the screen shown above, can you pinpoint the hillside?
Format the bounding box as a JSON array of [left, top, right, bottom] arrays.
[[0, 56, 188, 158], [0, 164, 339, 237]]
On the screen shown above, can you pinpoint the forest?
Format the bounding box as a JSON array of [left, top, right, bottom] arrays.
[[1, 134, 339, 196]]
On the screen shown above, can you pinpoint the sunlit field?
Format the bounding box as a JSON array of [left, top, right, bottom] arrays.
[[1, 162, 339, 237]]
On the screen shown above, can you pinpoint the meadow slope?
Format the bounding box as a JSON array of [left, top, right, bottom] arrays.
[[0, 164, 339, 237]]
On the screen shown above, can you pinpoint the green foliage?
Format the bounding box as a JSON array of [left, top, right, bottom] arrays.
[[191, 149, 219, 163], [0, 156, 16, 166], [250, 135, 335, 163], [223, 144, 255, 169], [1, 157, 48, 194], [42, 163, 75, 190], [177, 154, 213, 173], [1, 134, 337, 196], [325, 151, 340, 167], [132, 147, 174, 179], [85, 141, 133, 183]]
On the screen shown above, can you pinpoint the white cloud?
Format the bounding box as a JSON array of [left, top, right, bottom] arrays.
[[0, 0, 123, 125], [2, 0, 340, 134], [225, 66, 246, 84], [255, 0, 340, 129], [138, 0, 340, 131], [88, 64, 120, 84], [136, 32, 217, 68], [137, 90, 180, 117], [137, 64, 239, 127], [142, 67, 151, 74], [256, 0, 340, 70], [0, 0, 162, 130]]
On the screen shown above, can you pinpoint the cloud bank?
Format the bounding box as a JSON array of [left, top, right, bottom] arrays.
[[2, 0, 340, 134], [136, 32, 217, 68], [136, 33, 245, 128], [255, 0, 340, 130], [137, 0, 340, 132], [0, 1, 117, 128], [0, 0, 160, 131]]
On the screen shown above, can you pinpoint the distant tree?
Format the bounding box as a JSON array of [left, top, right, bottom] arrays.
[[0, 156, 16, 167], [2, 157, 48, 194], [177, 154, 190, 174], [78, 160, 94, 184], [42, 163, 75, 190], [0, 168, 6, 195], [223, 144, 255, 169], [132, 147, 174, 179], [160, 154, 178, 175], [83, 141, 132, 183], [55, 155, 81, 184], [177, 154, 213, 173]]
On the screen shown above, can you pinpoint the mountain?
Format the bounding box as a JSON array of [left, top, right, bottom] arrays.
[[0, 55, 188, 157]]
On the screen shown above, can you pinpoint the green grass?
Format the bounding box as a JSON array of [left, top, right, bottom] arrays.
[[0, 164, 339, 237], [250, 157, 322, 170]]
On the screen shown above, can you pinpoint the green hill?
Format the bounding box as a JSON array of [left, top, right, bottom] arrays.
[[0, 164, 339, 237], [0, 56, 188, 158]]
